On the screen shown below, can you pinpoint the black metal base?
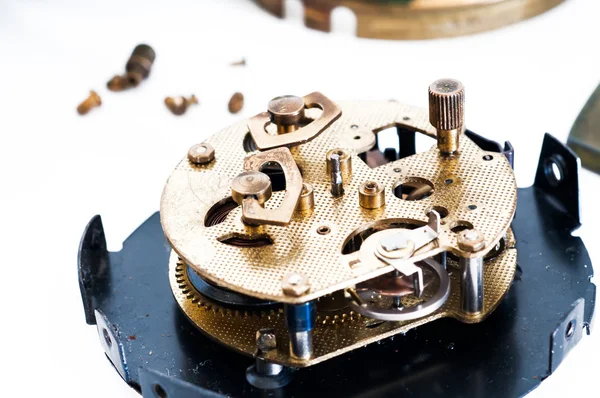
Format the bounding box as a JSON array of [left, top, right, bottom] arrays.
[[79, 134, 595, 397]]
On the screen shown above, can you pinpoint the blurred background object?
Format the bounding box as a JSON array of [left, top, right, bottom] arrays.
[[568, 83, 600, 174], [255, 0, 566, 39]]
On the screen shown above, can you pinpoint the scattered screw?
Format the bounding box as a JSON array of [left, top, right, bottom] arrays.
[[188, 143, 215, 165], [165, 95, 199, 116], [77, 91, 102, 115], [107, 44, 156, 91], [230, 58, 246, 67], [106, 75, 131, 92], [228, 92, 244, 114], [126, 44, 156, 87]]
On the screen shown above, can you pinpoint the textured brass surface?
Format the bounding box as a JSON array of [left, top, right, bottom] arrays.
[[170, 226, 516, 367], [161, 100, 517, 304], [255, 0, 566, 40]]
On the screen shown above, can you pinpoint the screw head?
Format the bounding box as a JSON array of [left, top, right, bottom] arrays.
[[188, 143, 215, 165], [457, 229, 486, 252], [281, 273, 310, 296], [231, 171, 273, 205], [268, 95, 305, 126], [256, 328, 277, 352]]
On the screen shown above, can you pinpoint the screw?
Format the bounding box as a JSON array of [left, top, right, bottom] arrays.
[[267, 95, 305, 134], [231, 170, 272, 206], [281, 273, 310, 296], [165, 95, 199, 116], [125, 44, 156, 87], [256, 328, 277, 352], [230, 58, 246, 67], [228, 92, 245, 114], [106, 75, 131, 92], [77, 91, 102, 115], [187, 143, 215, 165], [457, 229, 486, 252]]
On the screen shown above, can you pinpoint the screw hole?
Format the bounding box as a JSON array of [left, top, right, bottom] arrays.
[[103, 328, 112, 348], [393, 177, 434, 201], [317, 226, 331, 235], [153, 384, 168, 398], [544, 156, 565, 187], [431, 206, 449, 219], [451, 221, 474, 233], [483, 155, 493, 161], [565, 320, 575, 340]]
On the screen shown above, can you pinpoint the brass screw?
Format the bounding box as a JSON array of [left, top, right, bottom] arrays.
[[267, 95, 305, 134], [165, 95, 199, 116], [107, 44, 156, 91], [77, 91, 102, 115], [231, 170, 273, 206], [125, 44, 156, 87], [228, 92, 244, 114], [230, 58, 246, 67], [187, 143, 215, 165], [106, 75, 131, 92]]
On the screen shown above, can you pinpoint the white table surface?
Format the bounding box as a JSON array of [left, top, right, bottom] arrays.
[[1, 0, 598, 396]]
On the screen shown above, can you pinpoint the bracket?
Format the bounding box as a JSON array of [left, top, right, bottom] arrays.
[[247, 92, 341, 150], [241, 147, 303, 226], [549, 298, 585, 374], [533, 133, 581, 231]]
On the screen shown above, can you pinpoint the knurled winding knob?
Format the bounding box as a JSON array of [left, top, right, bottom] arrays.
[[428, 79, 465, 154]]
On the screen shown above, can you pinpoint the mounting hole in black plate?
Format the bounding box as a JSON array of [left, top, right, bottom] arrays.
[[153, 384, 168, 398], [544, 155, 565, 187]]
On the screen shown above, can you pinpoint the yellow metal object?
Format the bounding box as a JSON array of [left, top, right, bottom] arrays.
[[161, 100, 517, 304], [256, 0, 566, 40], [170, 227, 516, 367], [247, 92, 342, 150]]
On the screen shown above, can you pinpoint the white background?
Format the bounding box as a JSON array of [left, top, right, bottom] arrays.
[[1, 0, 599, 396]]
